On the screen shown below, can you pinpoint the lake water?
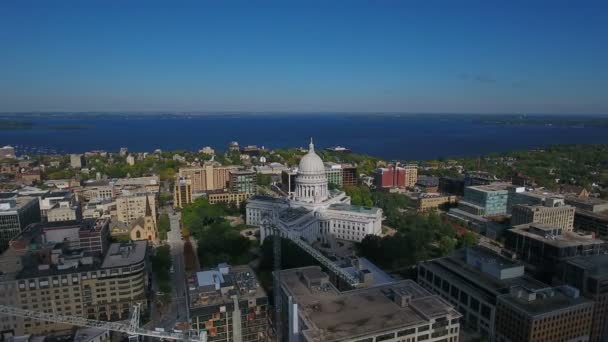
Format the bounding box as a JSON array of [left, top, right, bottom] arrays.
[[2, 114, 608, 160]]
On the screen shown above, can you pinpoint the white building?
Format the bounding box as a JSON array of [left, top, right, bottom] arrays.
[[246, 139, 382, 244]]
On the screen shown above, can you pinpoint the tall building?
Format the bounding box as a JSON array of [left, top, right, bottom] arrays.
[[229, 169, 257, 194], [505, 223, 607, 282], [341, 165, 358, 187], [418, 246, 549, 339], [457, 183, 510, 217], [247, 139, 383, 244], [373, 165, 407, 189], [126, 154, 135, 166], [70, 154, 85, 169], [0, 225, 147, 336], [404, 163, 418, 188], [188, 264, 268, 342], [278, 266, 461, 342], [174, 177, 193, 208], [178, 164, 239, 192], [511, 202, 575, 231], [0, 194, 40, 252], [573, 209, 608, 239], [560, 255, 608, 341], [115, 192, 156, 225], [495, 285, 593, 342]]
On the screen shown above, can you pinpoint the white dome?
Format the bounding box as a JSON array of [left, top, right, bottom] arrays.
[[298, 139, 325, 174]]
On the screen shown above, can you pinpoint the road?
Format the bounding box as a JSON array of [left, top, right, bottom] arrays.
[[154, 210, 189, 331]]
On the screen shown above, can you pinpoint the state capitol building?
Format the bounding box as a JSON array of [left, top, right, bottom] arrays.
[[246, 139, 383, 244]]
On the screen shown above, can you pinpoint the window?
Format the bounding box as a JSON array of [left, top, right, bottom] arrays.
[[470, 297, 480, 312], [481, 305, 491, 319]]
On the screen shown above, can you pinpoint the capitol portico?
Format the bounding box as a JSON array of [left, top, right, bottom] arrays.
[[246, 139, 383, 244]]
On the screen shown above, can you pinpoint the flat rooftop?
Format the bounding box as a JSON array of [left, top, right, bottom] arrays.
[[566, 254, 608, 278], [328, 203, 380, 215], [510, 224, 606, 248], [500, 286, 593, 317], [189, 264, 266, 309], [0, 195, 37, 212], [566, 196, 608, 206], [249, 195, 288, 204], [421, 248, 547, 304], [467, 183, 511, 192], [279, 266, 459, 342], [101, 241, 147, 268]]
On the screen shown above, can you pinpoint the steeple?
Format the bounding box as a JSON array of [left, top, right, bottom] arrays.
[[309, 137, 314, 153], [144, 195, 152, 217]]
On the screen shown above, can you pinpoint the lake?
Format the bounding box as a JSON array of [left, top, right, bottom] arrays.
[[2, 114, 608, 160]]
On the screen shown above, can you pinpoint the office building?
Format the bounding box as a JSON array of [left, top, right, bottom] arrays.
[[438, 177, 465, 196], [565, 196, 608, 213], [507, 188, 563, 213], [115, 193, 156, 225], [510, 200, 575, 231], [0, 194, 40, 252], [174, 177, 193, 208], [47, 204, 81, 223], [229, 169, 257, 194], [178, 164, 239, 192], [416, 175, 439, 193], [324, 162, 343, 188], [188, 264, 268, 342], [457, 183, 510, 217], [573, 209, 608, 239], [278, 266, 461, 342], [0, 225, 147, 336], [464, 171, 498, 186], [418, 246, 549, 339], [505, 223, 607, 282], [341, 165, 358, 187], [70, 154, 85, 169], [38, 219, 110, 255], [404, 164, 418, 188], [495, 285, 593, 342], [0, 145, 16, 159], [560, 255, 608, 341]]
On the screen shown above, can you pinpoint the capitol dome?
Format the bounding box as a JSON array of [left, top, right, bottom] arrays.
[[294, 138, 329, 203], [298, 138, 325, 174]]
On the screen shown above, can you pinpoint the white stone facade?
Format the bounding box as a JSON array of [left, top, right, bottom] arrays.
[[246, 139, 382, 244]]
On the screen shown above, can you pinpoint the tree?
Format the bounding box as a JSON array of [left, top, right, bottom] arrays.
[[459, 232, 479, 248], [157, 214, 170, 240], [256, 174, 272, 187]]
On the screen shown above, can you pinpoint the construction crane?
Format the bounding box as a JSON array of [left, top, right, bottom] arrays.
[[264, 218, 360, 342], [0, 304, 207, 342]]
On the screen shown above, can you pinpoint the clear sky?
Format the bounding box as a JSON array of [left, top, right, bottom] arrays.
[[1, 0, 607, 114]]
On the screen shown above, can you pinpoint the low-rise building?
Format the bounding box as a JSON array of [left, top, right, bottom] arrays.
[[495, 285, 594, 342], [278, 266, 461, 342], [0, 145, 16, 159], [206, 190, 252, 207], [188, 264, 268, 342], [39, 191, 77, 220], [47, 204, 81, 222], [113, 176, 160, 195], [417, 194, 457, 212]]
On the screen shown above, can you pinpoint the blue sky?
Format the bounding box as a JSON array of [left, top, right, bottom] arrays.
[[0, 0, 607, 114]]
